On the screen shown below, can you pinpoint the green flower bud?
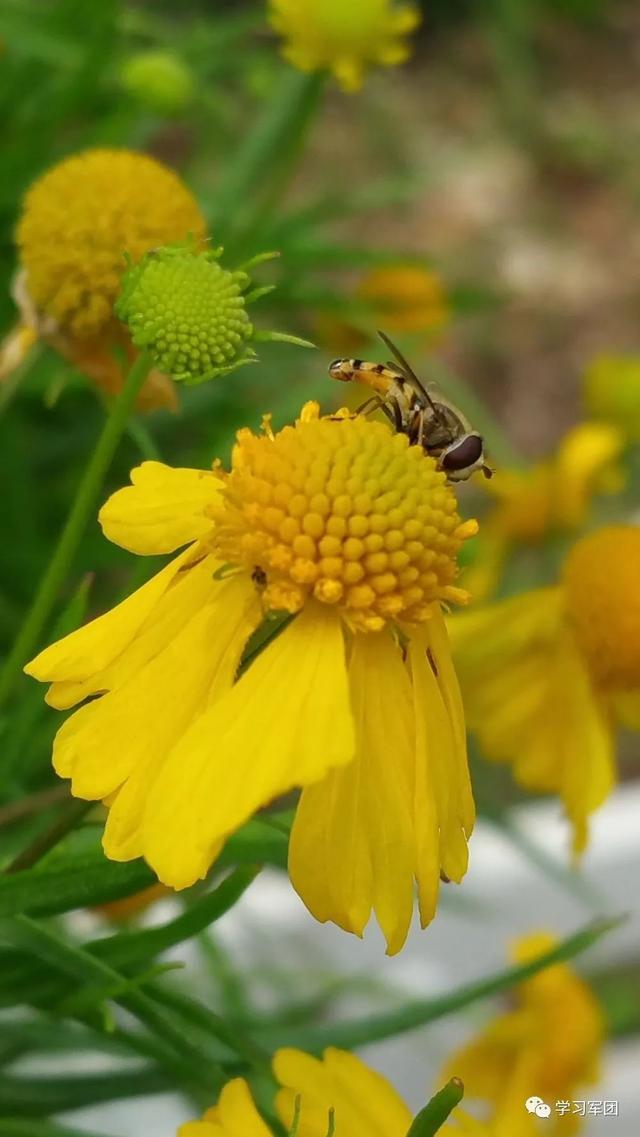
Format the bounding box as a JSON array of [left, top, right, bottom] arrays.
[[120, 51, 194, 115], [116, 243, 314, 385]]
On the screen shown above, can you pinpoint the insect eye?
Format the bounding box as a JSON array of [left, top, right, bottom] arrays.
[[441, 434, 483, 471]]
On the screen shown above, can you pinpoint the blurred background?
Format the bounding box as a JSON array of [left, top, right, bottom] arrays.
[[0, 1, 639, 1134]]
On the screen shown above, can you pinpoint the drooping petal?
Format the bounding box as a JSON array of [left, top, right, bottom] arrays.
[[53, 574, 259, 808], [46, 552, 220, 709], [25, 546, 193, 687], [555, 421, 623, 528], [554, 632, 615, 856], [426, 607, 475, 835], [100, 574, 261, 863], [274, 1047, 412, 1137], [99, 461, 222, 554], [449, 588, 615, 854], [610, 688, 640, 730], [407, 623, 468, 897], [141, 604, 355, 889], [289, 629, 415, 954]]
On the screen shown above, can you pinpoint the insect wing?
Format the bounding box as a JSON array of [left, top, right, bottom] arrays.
[[377, 330, 439, 410], [425, 381, 473, 433]]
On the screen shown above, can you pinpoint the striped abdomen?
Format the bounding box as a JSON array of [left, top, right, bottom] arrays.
[[329, 358, 397, 397]]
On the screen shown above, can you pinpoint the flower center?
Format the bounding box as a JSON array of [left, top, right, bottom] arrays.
[[563, 526, 640, 690], [16, 149, 206, 339], [214, 410, 476, 632]]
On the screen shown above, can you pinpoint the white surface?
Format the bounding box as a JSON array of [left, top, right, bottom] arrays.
[[59, 784, 640, 1136]]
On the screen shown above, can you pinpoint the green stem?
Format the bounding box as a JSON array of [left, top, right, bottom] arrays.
[[0, 352, 152, 707], [406, 1079, 464, 1137], [281, 916, 623, 1053], [5, 799, 93, 874], [211, 69, 326, 243]]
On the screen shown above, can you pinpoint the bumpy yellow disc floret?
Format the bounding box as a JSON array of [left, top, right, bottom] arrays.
[[215, 409, 476, 632], [269, 0, 420, 92], [16, 149, 206, 339], [563, 526, 640, 690]]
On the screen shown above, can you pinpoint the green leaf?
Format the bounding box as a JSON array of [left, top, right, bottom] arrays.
[[273, 917, 623, 1052], [0, 1121, 111, 1137], [3, 915, 226, 1092], [0, 1069, 165, 1116], [406, 1080, 464, 1136], [91, 865, 259, 972], [0, 867, 259, 1013], [0, 816, 287, 918]]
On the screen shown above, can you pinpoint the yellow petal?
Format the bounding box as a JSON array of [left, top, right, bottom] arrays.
[[99, 461, 222, 554], [407, 622, 470, 891], [100, 574, 261, 862], [426, 608, 475, 834], [556, 633, 615, 856], [274, 1048, 412, 1137], [46, 553, 219, 710], [25, 547, 193, 686], [141, 604, 355, 889], [53, 574, 259, 808], [555, 421, 623, 527], [289, 630, 415, 954], [451, 588, 615, 855], [610, 688, 640, 730], [179, 1079, 272, 1137]]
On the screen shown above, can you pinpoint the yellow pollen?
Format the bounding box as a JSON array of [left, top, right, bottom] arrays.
[[215, 412, 475, 632], [563, 526, 640, 690]]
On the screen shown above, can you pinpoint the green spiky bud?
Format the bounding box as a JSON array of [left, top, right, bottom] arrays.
[[116, 243, 315, 385]]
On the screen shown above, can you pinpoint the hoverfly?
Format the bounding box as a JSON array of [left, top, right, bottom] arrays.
[[330, 331, 492, 481]]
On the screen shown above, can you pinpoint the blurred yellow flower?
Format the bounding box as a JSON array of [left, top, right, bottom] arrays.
[[268, 0, 421, 92], [446, 1112, 492, 1137], [443, 932, 604, 1137], [583, 354, 640, 442], [357, 264, 450, 336], [450, 526, 640, 853], [26, 404, 477, 953], [4, 148, 207, 410], [315, 264, 450, 357], [179, 1046, 413, 1137], [464, 422, 623, 600], [93, 882, 169, 923]]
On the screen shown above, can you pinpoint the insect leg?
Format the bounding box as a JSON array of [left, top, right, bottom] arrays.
[[355, 395, 386, 415], [389, 396, 404, 433]]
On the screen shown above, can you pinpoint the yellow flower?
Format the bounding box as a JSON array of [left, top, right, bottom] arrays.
[[464, 422, 623, 600], [26, 405, 477, 953], [179, 1046, 413, 1137], [583, 354, 640, 442], [357, 264, 450, 336], [443, 932, 604, 1137], [445, 1112, 492, 1137], [4, 148, 207, 410], [315, 264, 450, 357], [450, 526, 640, 854], [268, 0, 421, 92], [93, 882, 169, 923]]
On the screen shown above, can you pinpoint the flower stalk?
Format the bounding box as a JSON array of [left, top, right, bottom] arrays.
[[0, 351, 153, 707]]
